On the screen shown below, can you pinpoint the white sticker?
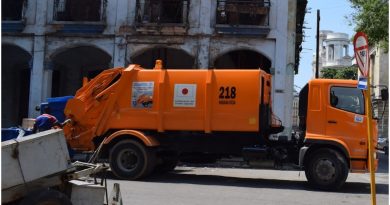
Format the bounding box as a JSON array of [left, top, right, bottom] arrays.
[[131, 82, 154, 108], [174, 84, 197, 107], [354, 115, 363, 123]]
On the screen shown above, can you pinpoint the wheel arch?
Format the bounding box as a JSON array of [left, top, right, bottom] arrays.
[[100, 130, 160, 159], [303, 139, 351, 169]]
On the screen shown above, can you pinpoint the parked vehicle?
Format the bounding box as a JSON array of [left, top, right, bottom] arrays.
[[62, 63, 386, 190], [378, 137, 388, 155]]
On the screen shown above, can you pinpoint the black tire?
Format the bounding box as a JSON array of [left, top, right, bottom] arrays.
[[109, 140, 155, 180], [304, 148, 348, 190], [19, 189, 72, 205]]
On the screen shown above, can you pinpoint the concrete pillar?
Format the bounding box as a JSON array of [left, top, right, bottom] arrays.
[[114, 36, 127, 67], [335, 43, 341, 60], [325, 45, 329, 62], [28, 36, 45, 117], [199, 0, 212, 34], [42, 69, 53, 99], [272, 0, 289, 137], [197, 37, 210, 69]]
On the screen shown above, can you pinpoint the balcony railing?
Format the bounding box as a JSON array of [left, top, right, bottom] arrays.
[[215, 0, 270, 36], [53, 0, 107, 22], [135, 0, 189, 26]]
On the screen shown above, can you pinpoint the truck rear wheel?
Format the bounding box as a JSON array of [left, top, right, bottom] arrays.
[[109, 140, 155, 180], [304, 148, 348, 190]]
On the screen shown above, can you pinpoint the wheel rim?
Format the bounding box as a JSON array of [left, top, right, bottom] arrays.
[[314, 158, 336, 182], [117, 149, 139, 172]]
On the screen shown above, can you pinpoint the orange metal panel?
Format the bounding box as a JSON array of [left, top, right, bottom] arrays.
[[64, 65, 272, 151]]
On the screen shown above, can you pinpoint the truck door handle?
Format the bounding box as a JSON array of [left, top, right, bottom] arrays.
[[328, 120, 337, 124]]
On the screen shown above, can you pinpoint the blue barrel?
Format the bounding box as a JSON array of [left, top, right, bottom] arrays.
[[1, 128, 23, 141], [43, 96, 73, 123]]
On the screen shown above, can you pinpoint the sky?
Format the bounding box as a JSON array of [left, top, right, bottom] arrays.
[[294, 0, 356, 89]]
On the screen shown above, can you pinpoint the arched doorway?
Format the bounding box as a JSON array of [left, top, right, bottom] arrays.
[[131, 47, 195, 69], [50, 46, 112, 97], [214, 49, 271, 73], [2, 44, 31, 127]]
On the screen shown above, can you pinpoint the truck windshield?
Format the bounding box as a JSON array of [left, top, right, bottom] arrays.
[[330, 86, 365, 115]]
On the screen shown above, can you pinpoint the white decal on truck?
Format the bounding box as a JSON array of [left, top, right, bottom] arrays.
[[174, 84, 197, 107], [131, 82, 154, 108], [354, 115, 363, 123]]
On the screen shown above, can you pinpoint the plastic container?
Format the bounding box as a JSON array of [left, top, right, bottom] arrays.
[[1, 128, 24, 142], [45, 96, 74, 123]]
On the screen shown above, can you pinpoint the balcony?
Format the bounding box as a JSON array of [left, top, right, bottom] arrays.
[[135, 0, 189, 35], [2, 0, 27, 33], [215, 0, 270, 36], [51, 0, 107, 34]]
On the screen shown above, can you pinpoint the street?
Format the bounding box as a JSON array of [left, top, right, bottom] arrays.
[[106, 153, 389, 205]]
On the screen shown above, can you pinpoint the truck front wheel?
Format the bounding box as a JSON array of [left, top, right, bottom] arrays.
[[109, 140, 155, 180], [304, 148, 348, 190]]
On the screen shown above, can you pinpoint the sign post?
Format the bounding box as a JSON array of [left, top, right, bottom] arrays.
[[353, 32, 376, 205]]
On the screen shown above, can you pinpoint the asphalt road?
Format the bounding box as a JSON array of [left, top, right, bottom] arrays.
[[106, 153, 389, 205]]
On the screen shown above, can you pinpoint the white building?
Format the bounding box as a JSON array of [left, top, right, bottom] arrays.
[[312, 30, 353, 77], [292, 88, 299, 131], [2, 0, 306, 138], [370, 46, 389, 138]]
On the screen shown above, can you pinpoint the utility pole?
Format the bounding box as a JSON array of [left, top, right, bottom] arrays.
[[315, 10, 320, 78]]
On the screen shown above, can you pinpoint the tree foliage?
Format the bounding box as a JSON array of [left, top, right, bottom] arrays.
[[348, 0, 389, 50], [320, 66, 358, 80]]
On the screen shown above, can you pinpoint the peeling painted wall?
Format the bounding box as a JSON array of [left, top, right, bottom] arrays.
[[2, 0, 300, 136]]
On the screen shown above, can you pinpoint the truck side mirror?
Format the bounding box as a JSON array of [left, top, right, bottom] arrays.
[[381, 88, 388, 101]]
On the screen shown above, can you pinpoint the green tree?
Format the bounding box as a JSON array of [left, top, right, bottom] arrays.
[[321, 68, 338, 79], [320, 66, 358, 80], [348, 0, 389, 50]]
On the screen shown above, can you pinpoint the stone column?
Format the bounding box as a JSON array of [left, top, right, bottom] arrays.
[[197, 37, 210, 69], [28, 36, 45, 117]]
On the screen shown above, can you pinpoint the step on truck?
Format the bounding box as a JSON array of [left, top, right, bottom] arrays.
[[63, 62, 385, 190]]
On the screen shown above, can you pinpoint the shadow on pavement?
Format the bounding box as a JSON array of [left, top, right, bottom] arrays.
[[104, 169, 388, 194], [102, 153, 388, 194], [376, 152, 389, 174]]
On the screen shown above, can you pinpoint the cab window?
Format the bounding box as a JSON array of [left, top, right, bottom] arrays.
[[330, 87, 364, 115]]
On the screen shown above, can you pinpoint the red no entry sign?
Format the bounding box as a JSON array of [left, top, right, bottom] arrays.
[[353, 32, 370, 77]]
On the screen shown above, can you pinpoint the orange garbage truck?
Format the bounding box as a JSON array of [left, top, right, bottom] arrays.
[[63, 63, 382, 190]]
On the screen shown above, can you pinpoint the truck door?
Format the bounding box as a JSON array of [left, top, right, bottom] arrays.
[[326, 86, 367, 161]]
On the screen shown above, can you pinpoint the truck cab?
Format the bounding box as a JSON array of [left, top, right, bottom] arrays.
[[298, 79, 378, 189]]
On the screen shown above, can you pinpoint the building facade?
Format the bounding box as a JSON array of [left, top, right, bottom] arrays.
[[312, 30, 353, 78], [2, 0, 306, 138], [291, 88, 299, 131], [370, 46, 389, 138]]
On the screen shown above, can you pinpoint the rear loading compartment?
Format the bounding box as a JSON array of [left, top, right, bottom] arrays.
[[64, 65, 282, 151]]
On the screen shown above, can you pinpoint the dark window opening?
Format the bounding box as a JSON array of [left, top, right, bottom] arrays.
[[53, 0, 106, 22], [2, 0, 26, 21], [216, 0, 270, 26], [51, 46, 112, 97], [214, 50, 271, 73], [2, 45, 31, 128], [131, 47, 194, 69], [136, 0, 189, 24]]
